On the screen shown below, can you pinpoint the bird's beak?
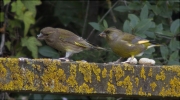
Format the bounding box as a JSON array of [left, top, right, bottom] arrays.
[[99, 32, 106, 38], [37, 33, 44, 40]]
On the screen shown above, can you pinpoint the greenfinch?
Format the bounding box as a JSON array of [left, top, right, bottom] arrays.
[[99, 27, 160, 62], [37, 27, 106, 61]]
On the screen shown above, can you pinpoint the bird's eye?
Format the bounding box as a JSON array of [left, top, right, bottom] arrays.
[[105, 30, 110, 34], [43, 33, 49, 36]]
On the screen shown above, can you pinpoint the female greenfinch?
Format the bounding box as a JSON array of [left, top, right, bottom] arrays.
[[99, 27, 160, 63], [37, 27, 106, 61]]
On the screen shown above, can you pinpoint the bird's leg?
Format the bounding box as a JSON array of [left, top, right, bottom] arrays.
[[59, 52, 73, 62], [122, 56, 133, 63], [114, 57, 122, 63], [108, 57, 122, 64]]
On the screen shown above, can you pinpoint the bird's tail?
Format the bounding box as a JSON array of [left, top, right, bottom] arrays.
[[92, 46, 109, 51], [147, 44, 161, 49]]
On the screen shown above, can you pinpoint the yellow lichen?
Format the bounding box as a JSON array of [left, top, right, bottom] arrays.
[[109, 69, 113, 83], [159, 77, 180, 97], [123, 63, 134, 73], [159, 87, 166, 97], [78, 62, 92, 83], [117, 76, 133, 95], [92, 63, 101, 81], [113, 65, 124, 81], [135, 77, 139, 87], [117, 81, 123, 86], [156, 70, 165, 81], [150, 82, 157, 91], [41, 62, 67, 92], [162, 65, 180, 77], [66, 64, 77, 87], [140, 67, 146, 81], [147, 93, 151, 96], [102, 68, 107, 78], [77, 83, 95, 93], [0, 63, 7, 78], [107, 82, 116, 94], [148, 68, 152, 77], [138, 87, 145, 96]]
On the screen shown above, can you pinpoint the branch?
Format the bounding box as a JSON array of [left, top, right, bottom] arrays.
[[0, 3, 10, 55], [87, 0, 119, 40], [82, 0, 90, 37]]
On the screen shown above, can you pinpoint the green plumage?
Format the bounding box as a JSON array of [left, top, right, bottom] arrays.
[[100, 27, 159, 58]]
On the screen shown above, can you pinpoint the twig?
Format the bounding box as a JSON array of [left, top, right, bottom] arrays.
[[122, 0, 127, 6], [107, 0, 117, 23], [0, 3, 9, 55], [86, 0, 119, 40], [82, 0, 90, 37]]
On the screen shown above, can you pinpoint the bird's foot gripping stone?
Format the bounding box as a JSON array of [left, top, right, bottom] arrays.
[[18, 57, 29, 62], [121, 57, 138, 65], [59, 57, 72, 62], [107, 59, 121, 64]]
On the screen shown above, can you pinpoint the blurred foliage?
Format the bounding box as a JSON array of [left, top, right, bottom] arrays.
[[1, 0, 179, 65], [0, 0, 179, 99]]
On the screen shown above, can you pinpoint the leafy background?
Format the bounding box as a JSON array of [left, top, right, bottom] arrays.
[[0, 0, 179, 100]]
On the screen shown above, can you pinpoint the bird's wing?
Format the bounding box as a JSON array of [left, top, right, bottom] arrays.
[[58, 29, 92, 48], [121, 32, 149, 44]]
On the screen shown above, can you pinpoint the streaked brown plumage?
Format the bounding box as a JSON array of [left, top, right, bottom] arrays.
[[37, 27, 106, 60]]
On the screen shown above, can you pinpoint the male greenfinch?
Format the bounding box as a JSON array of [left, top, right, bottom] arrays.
[[37, 27, 106, 61], [99, 27, 160, 63]]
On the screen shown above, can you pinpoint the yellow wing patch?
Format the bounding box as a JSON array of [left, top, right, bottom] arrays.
[[74, 42, 87, 48], [138, 40, 149, 44]]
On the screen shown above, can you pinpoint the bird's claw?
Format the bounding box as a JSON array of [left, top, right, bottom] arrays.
[[19, 57, 29, 62], [59, 58, 71, 62]]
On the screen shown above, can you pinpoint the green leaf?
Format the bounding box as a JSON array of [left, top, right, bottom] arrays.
[[142, 47, 155, 58], [160, 31, 174, 37], [160, 45, 169, 60], [103, 20, 108, 29], [168, 60, 180, 65], [22, 0, 41, 17], [155, 24, 163, 33], [23, 11, 35, 36], [135, 19, 152, 33], [170, 19, 180, 34], [0, 12, 4, 22], [5, 41, 11, 51], [39, 45, 59, 58], [151, 5, 160, 15], [123, 20, 132, 33], [128, 14, 140, 28], [21, 36, 42, 58], [32, 94, 42, 100], [128, 2, 142, 10], [11, 0, 25, 20], [168, 51, 179, 65], [89, 22, 102, 31], [43, 94, 57, 100], [169, 51, 179, 61], [114, 6, 129, 12], [145, 31, 156, 38], [169, 38, 180, 51], [140, 4, 148, 20], [3, 0, 11, 5]]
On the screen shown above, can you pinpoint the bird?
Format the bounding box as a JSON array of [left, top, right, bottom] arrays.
[[37, 27, 106, 61], [99, 27, 160, 63]]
